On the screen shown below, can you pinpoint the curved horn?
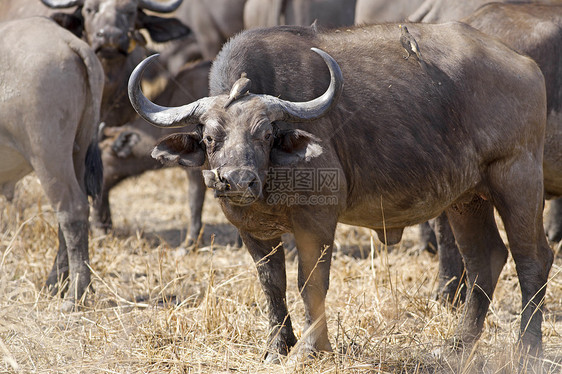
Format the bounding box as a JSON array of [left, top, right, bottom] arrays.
[[138, 0, 183, 13], [40, 0, 82, 8], [128, 54, 215, 128], [263, 48, 343, 123]]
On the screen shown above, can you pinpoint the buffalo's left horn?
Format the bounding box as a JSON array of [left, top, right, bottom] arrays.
[[263, 48, 344, 123], [138, 0, 183, 13], [128, 54, 216, 128], [40, 0, 83, 8]]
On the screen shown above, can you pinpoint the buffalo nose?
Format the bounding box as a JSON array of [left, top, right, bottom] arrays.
[[222, 168, 259, 192], [95, 27, 127, 46]]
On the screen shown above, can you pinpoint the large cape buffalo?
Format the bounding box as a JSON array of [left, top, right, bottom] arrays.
[[354, 0, 425, 24], [172, 0, 247, 62], [0, 17, 104, 311], [2, 0, 191, 127], [95, 61, 211, 244], [244, 0, 356, 29], [129, 24, 551, 360], [428, 3, 562, 303], [408, 0, 562, 23]]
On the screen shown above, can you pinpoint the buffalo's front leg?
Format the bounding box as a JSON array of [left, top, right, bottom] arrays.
[[240, 231, 297, 362], [291, 211, 336, 357], [185, 169, 206, 246]]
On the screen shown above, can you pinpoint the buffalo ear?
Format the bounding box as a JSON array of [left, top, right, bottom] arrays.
[[50, 8, 84, 38], [137, 10, 191, 43], [271, 129, 323, 166], [152, 132, 205, 167], [112, 131, 141, 158]]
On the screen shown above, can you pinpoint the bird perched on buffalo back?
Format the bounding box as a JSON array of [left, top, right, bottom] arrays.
[[399, 25, 423, 63]]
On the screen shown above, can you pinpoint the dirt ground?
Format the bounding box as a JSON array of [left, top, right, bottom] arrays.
[[1, 168, 561, 373]]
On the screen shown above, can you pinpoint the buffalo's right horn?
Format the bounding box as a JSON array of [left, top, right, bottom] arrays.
[[41, 0, 83, 8], [138, 0, 183, 13], [128, 54, 216, 128], [263, 48, 344, 123]]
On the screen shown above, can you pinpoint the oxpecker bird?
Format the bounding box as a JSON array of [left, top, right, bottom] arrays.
[[400, 25, 422, 61], [224, 72, 251, 108], [399, 24, 428, 73]]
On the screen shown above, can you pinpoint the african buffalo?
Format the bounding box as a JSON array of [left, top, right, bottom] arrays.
[[243, 0, 356, 29], [174, 0, 246, 61], [30, 0, 191, 127], [129, 24, 551, 359], [0, 17, 104, 311], [153, 0, 247, 76], [408, 0, 562, 23], [354, 0, 425, 24], [430, 3, 562, 303], [94, 61, 211, 245], [0, 0, 52, 18]]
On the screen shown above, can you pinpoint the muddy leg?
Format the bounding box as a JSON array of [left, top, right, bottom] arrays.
[[491, 189, 553, 354], [433, 213, 466, 305], [185, 169, 205, 246], [45, 226, 69, 296], [446, 198, 508, 347], [240, 231, 297, 362], [33, 160, 91, 311], [484, 154, 552, 355], [291, 211, 337, 358]]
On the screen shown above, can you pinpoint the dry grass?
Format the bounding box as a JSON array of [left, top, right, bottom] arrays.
[[1, 168, 561, 373]]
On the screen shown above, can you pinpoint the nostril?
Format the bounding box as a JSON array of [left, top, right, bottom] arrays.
[[221, 169, 260, 192], [248, 179, 257, 189]]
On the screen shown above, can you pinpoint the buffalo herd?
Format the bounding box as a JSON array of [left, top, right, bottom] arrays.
[[0, 0, 561, 364]]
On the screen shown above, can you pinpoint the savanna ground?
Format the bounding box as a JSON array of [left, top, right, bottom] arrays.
[[1, 168, 561, 373]]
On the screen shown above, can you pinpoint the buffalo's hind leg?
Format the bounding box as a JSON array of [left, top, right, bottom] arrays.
[[32, 152, 91, 312], [445, 197, 508, 348], [433, 213, 466, 305], [185, 169, 206, 246], [240, 231, 297, 363], [488, 163, 553, 356]]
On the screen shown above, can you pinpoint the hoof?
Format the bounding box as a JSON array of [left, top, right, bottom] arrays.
[[435, 280, 466, 308], [45, 277, 68, 297], [263, 352, 282, 365], [91, 225, 110, 237], [61, 299, 78, 313]]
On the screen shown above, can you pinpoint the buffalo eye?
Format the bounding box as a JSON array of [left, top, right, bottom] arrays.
[[264, 132, 272, 141], [204, 135, 213, 145], [84, 7, 95, 14]]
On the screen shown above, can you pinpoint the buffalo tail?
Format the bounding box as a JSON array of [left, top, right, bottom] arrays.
[[85, 140, 103, 198]]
